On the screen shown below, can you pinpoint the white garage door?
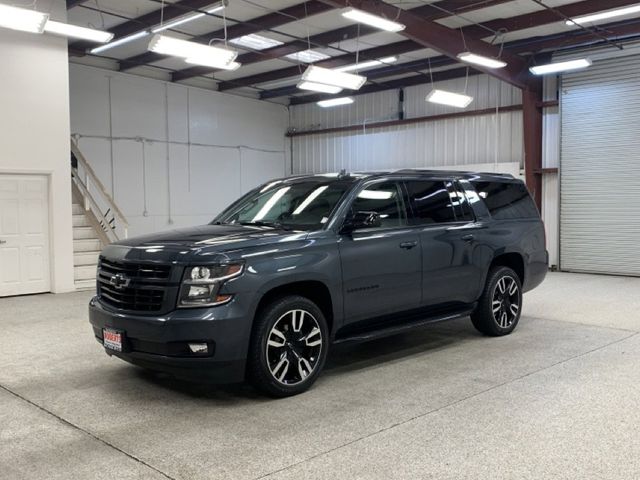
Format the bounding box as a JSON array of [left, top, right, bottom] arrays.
[[0, 175, 51, 296], [560, 55, 640, 276]]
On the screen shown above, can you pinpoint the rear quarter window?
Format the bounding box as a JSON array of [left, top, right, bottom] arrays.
[[472, 181, 539, 220]]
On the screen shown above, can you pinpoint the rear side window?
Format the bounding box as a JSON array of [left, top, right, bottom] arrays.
[[405, 180, 457, 225], [472, 181, 539, 219], [452, 182, 475, 222]]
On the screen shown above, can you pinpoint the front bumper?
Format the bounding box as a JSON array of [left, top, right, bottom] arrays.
[[89, 296, 253, 383]]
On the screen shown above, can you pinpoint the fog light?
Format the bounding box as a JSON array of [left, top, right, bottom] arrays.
[[188, 343, 208, 354]]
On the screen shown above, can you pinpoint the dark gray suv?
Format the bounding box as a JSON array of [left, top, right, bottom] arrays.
[[89, 170, 547, 396]]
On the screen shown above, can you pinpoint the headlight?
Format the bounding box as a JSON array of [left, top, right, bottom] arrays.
[[178, 263, 244, 308]]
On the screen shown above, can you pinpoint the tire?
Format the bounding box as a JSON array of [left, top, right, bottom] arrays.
[[471, 266, 523, 336], [247, 295, 329, 397]]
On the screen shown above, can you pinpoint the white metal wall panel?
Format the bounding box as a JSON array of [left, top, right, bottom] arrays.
[[69, 64, 289, 237], [289, 75, 523, 175], [560, 55, 640, 276]]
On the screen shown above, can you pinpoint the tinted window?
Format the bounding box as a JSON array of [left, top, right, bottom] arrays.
[[405, 180, 457, 225], [472, 181, 539, 219], [351, 181, 407, 228], [452, 182, 475, 222]]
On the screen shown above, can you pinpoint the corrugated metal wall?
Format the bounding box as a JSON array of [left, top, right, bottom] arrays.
[[289, 74, 523, 174], [560, 55, 640, 276]]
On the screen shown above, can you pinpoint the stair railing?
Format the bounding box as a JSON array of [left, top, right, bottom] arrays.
[[70, 139, 129, 243]]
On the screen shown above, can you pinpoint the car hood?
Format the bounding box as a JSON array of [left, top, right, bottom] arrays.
[[102, 224, 310, 264]]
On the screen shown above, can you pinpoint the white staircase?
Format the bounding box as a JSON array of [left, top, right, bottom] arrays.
[[70, 139, 129, 291], [72, 203, 102, 290]]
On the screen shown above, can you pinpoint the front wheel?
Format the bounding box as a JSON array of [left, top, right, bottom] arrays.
[[247, 296, 329, 397], [471, 266, 523, 336]]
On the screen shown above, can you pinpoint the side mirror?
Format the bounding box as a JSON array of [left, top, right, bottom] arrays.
[[342, 211, 381, 233]]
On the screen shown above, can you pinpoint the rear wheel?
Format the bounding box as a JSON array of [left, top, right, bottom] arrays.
[[471, 266, 522, 336], [247, 295, 329, 397]]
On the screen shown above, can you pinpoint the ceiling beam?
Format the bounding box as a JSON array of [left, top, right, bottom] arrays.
[[119, 1, 334, 71], [259, 0, 640, 99], [312, 0, 533, 89], [171, 0, 511, 82], [460, 0, 640, 38], [70, 0, 219, 55], [288, 16, 640, 105], [67, 0, 89, 8]]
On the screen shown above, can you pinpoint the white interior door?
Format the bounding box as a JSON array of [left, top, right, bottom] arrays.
[[0, 175, 51, 296]]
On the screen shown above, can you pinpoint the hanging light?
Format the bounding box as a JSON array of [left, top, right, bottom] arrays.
[[342, 8, 405, 32], [529, 58, 592, 75], [185, 57, 241, 70], [0, 4, 49, 34], [426, 89, 474, 108], [91, 31, 150, 54], [299, 65, 366, 91], [148, 34, 238, 68], [566, 5, 640, 25], [44, 21, 113, 43], [298, 82, 343, 94], [335, 56, 398, 73], [151, 1, 227, 33], [457, 52, 507, 69], [317, 97, 354, 108]]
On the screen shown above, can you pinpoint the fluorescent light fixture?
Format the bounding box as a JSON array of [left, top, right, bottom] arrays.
[[566, 4, 640, 25], [185, 57, 241, 70], [529, 58, 592, 75], [426, 89, 474, 108], [293, 186, 329, 215], [151, 2, 226, 33], [297, 81, 343, 94], [342, 7, 405, 32], [457, 52, 507, 69], [44, 20, 113, 43], [286, 50, 331, 63], [317, 97, 354, 108], [335, 56, 398, 73], [302, 65, 367, 90], [148, 34, 238, 67], [0, 4, 48, 34], [90, 30, 150, 54], [230, 33, 283, 50]]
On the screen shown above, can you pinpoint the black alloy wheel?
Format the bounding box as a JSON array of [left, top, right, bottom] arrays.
[[471, 266, 523, 336], [247, 295, 329, 397]]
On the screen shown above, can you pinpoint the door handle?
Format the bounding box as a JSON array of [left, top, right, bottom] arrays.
[[461, 234, 475, 242], [399, 241, 418, 250], [0, 240, 6, 245]]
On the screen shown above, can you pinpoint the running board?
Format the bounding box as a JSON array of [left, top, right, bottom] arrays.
[[333, 307, 475, 345]]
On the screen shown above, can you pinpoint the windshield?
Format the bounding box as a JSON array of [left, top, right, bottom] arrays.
[[215, 180, 353, 231]]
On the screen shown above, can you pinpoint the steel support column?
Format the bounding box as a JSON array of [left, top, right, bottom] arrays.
[[522, 83, 543, 211]]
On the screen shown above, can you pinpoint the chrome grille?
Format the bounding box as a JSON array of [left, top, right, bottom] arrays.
[[98, 258, 171, 312]]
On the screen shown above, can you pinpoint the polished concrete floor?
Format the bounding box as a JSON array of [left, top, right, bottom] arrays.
[[1, 272, 639, 480]]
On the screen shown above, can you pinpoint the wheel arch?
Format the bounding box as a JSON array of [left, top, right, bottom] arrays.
[[252, 279, 337, 337], [489, 252, 525, 285]]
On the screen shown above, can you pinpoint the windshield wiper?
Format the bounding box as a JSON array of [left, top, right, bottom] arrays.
[[238, 221, 293, 230]]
